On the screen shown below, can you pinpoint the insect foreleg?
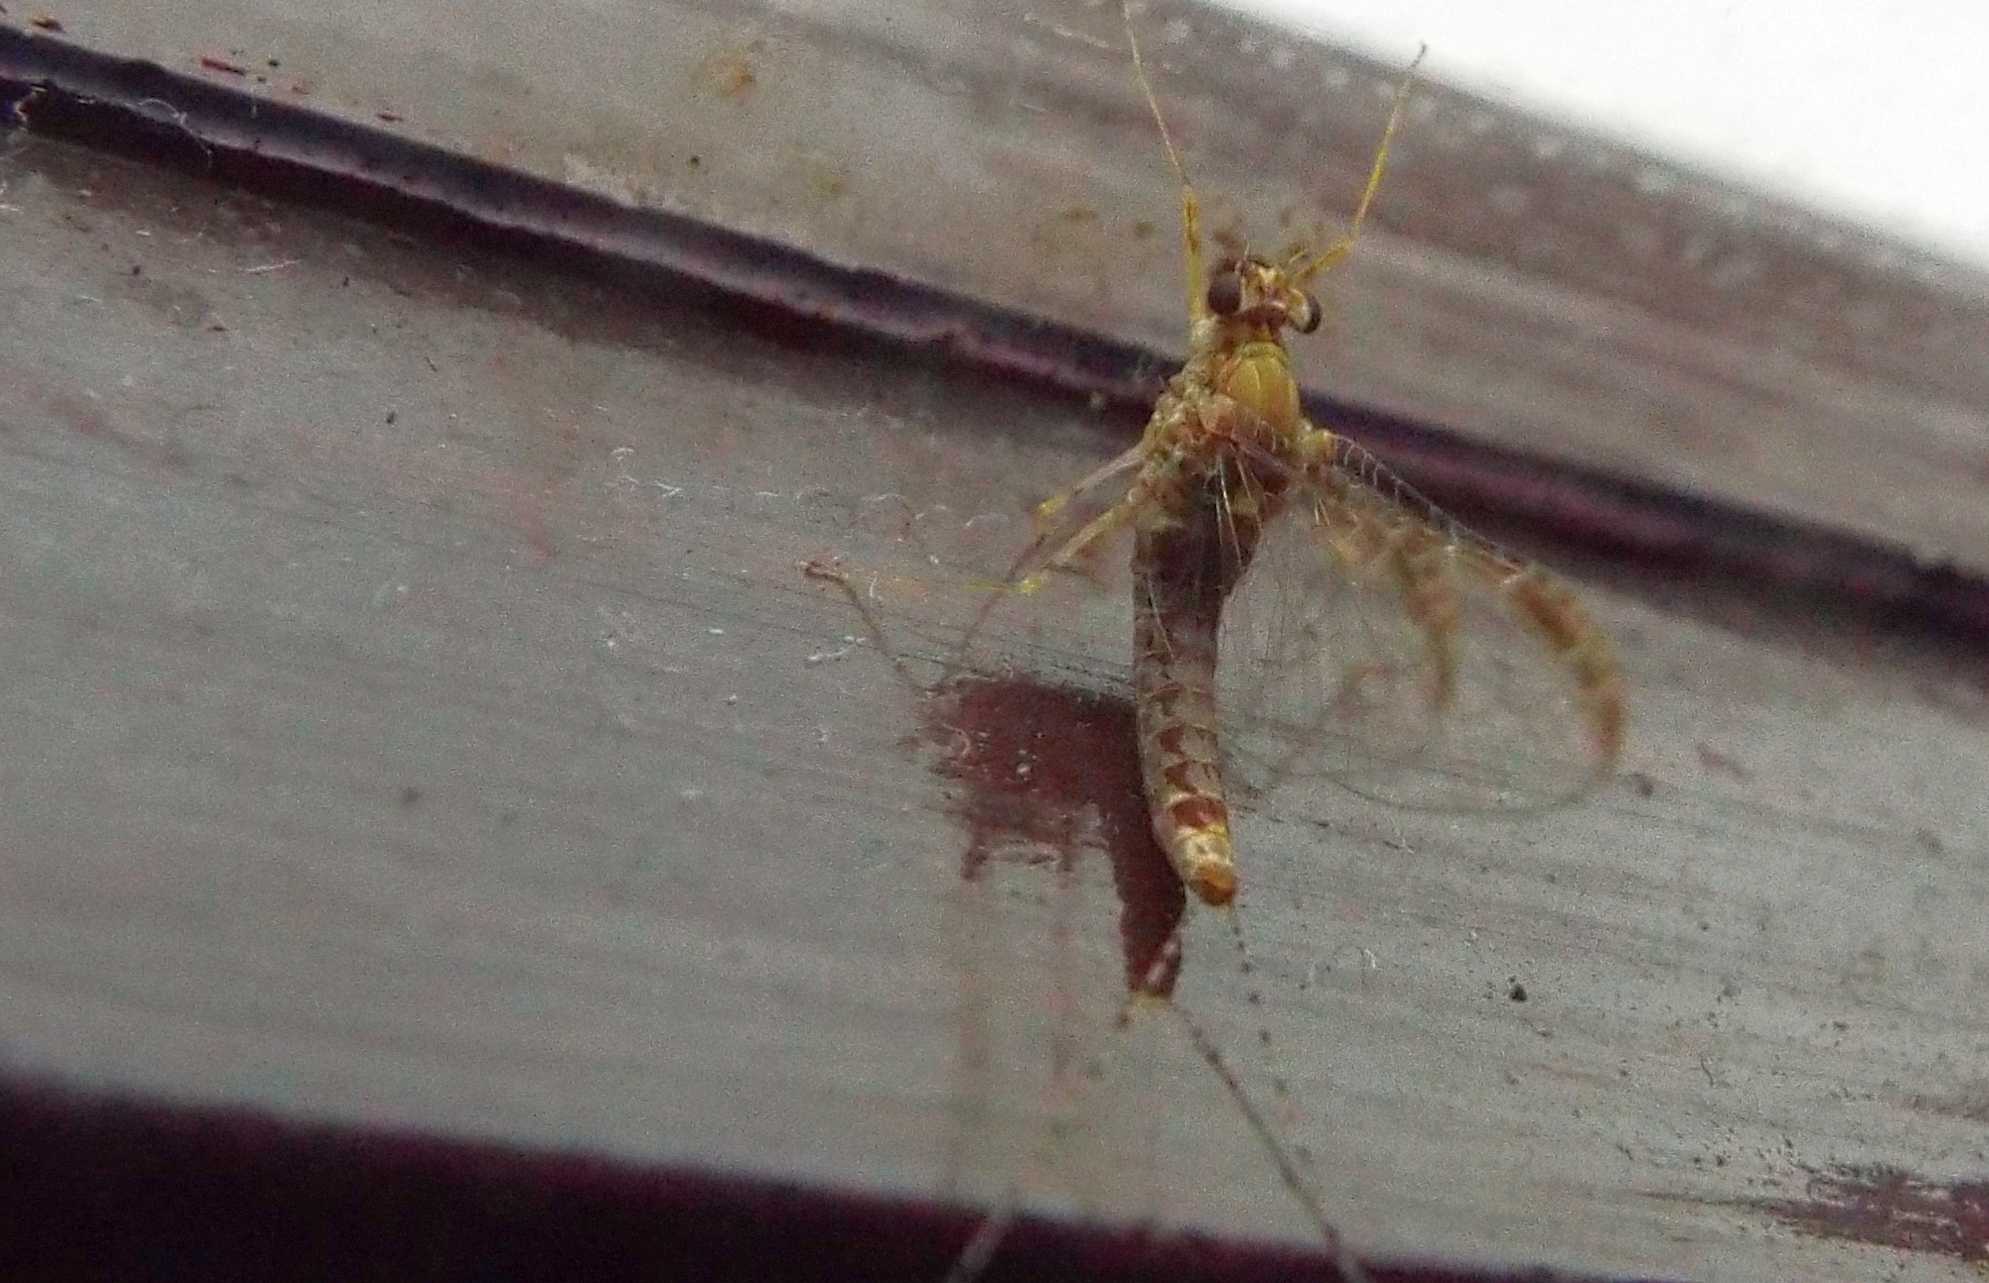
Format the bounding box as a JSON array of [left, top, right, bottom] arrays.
[[1017, 478, 1156, 594], [1033, 441, 1147, 526]]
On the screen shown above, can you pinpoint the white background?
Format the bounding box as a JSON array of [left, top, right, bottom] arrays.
[[1224, 0, 1989, 270]]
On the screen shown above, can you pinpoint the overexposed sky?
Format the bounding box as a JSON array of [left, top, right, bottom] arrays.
[[1223, 0, 1989, 270]]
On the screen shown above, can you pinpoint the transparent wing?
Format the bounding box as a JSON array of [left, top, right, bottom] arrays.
[[1216, 438, 1624, 814]]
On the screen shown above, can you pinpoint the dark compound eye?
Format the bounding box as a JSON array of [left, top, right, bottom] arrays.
[[1293, 290, 1322, 334], [1206, 271, 1244, 315]]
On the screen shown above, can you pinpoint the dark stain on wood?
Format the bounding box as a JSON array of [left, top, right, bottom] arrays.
[[922, 674, 1185, 998], [1743, 1163, 1988, 1265]]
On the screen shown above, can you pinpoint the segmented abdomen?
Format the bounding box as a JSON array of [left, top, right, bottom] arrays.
[[1132, 491, 1265, 907]]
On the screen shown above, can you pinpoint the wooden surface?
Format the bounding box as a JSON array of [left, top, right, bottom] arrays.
[[16, 0, 1989, 569], [4, 4, 1988, 1280], [3, 127, 1986, 1280]]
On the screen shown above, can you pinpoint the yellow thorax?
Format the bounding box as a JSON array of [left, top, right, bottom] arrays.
[[1218, 339, 1301, 435], [1203, 256, 1318, 435]]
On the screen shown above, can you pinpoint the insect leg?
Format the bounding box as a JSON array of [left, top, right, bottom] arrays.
[[1033, 441, 1147, 526], [1019, 481, 1153, 594], [955, 458, 1156, 664]]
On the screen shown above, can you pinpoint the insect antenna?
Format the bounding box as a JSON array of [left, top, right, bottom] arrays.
[[1121, 0, 1209, 329], [1294, 42, 1429, 284], [1120, 0, 1192, 195]]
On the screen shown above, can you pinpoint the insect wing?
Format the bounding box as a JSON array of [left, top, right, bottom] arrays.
[[1215, 444, 1621, 813]]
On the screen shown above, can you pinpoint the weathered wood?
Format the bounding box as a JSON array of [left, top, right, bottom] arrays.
[[2, 109, 1984, 1282], [22, 0, 1989, 570]]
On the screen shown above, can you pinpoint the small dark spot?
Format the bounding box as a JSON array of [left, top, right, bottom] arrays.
[[398, 786, 423, 808], [267, 57, 281, 68], [130, 264, 142, 276], [384, 409, 397, 424], [31, 15, 64, 32], [377, 110, 403, 123], [1913, 826, 1945, 855], [687, 154, 702, 169], [1508, 980, 1528, 1002], [1696, 741, 1753, 781], [1625, 770, 1656, 798]]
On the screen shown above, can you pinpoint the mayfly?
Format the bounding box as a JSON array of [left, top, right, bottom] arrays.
[[822, 7, 1629, 1278], [973, 7, 1626, 914]]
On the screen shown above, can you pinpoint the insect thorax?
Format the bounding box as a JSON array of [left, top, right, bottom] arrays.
[[1217, 336, 1302, 435]]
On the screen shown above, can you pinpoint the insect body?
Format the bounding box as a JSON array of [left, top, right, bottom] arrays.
[[921, 14, 1627, 1278], [990, 7, 1626, 909]]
